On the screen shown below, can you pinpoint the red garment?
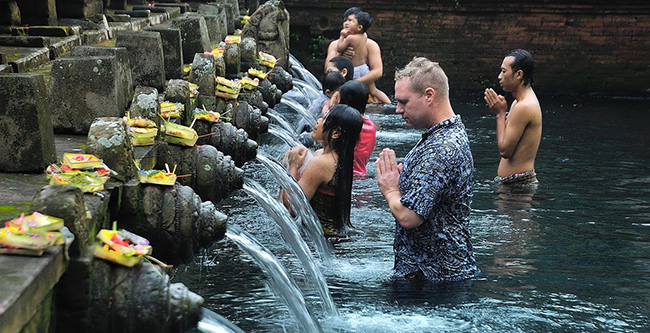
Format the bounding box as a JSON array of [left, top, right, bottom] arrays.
[[353, 116, 376, 176]]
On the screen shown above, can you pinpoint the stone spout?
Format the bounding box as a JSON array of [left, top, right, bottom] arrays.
[[118, 181, 228, 264]]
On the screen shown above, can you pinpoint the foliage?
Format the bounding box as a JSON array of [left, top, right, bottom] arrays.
[[309, 35, 329, 59]]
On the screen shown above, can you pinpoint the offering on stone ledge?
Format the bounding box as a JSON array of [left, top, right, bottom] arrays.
[[138, 169, 177, 186], [63, 153, 102, 169], [125, 117, 157, 128], [216, 76, 241, 99], [162, 121, 198, 146], [8, 212, 64, 232], [48, 171, 108, 193], [93, 228, 152, 267], [193, 108, 221, 122], [129, 126, 158, 146], [225, 35, 241, 44], [160, 101, 183, 118], [189, 83, 199, 98], [248, 68, 268, 79], [259, 51, 276, 68], [240, 76, 259, 90], [0, 218, 65, 255]]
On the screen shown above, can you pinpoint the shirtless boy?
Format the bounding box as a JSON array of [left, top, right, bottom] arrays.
[[484, 49, 542, 185], [330, 10, 391, 104]]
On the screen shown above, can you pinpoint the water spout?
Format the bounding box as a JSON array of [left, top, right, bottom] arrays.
[[256, 153, 333, 262], [197, 308, 246, 333], [268, 124, 303, 148], [291, 67, 323, 91], [267, 109, 298, 136], [243, 179, 339, 316], [280, 96, 317, 129], [226, 226, 324, 332], [294, 80, 322, 102]]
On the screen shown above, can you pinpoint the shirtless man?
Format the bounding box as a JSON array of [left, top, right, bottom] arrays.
[[484, 49, 542, 185], [326, 7, 391, 104]]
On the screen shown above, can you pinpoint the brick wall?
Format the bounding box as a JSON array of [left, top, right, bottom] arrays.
[[282, 0, 650, 99]]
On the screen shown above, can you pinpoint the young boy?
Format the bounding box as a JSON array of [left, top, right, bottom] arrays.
[[298, 71, 346, 133], [336, 11, 385, 103]]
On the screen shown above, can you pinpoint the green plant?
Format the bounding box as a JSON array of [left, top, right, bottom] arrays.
[[309, 35, 329, 59]]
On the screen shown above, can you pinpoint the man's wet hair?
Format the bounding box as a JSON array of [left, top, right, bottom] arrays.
[[328, 56, 354, 81], [322, 71, 346, 94], [354, 11, 373, 33], [344, 7, 362, 19], [507, 49, 534, 87]]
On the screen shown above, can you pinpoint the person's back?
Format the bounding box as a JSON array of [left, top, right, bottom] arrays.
[[336, 12, 369, 67]]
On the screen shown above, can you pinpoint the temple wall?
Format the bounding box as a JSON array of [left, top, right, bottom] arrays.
[[283, 0, 650, 98]]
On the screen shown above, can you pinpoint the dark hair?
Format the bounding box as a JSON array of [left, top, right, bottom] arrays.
[[354, 11, 372, 33], [343, 7, 362, 20], [339, 80, 369, 115], [321, 71, 346, 94], [328, 56, 354, 81], [323, 105, 363, 230], [507, 49, 534, 87]]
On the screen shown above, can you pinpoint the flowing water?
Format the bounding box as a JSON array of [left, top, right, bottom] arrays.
[[268, 124, 302, 148], [267, 109, 297, 136], [243, 180, 338, 316], [175, 92, 650, 332]]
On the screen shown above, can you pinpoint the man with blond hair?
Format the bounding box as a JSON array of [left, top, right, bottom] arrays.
[[375, 57, 480, 282]]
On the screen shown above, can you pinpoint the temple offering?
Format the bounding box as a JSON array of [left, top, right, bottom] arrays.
[[240, 77, 259, 90], [160, 101, 183, 119], [63, 153, 102, 169], [193, 108, 221, 123], [162, 121, 198, 146], [225, 35, 241, 44], [248, 68, 268, 80], [125, 117, 157, 128], [259, 51, 276, 68], [93, 228, 152, 267], [0, 216, 65, 255], [129, 126, 158, 146], [216, 76, 241, 99], [8, 212, 64, 232], [189, 83, 199, 98], [48, 171, 108, 192], [138, 169, 177, 186]]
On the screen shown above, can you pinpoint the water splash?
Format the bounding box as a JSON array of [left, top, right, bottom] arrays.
[[268, 124, 302, 148], [256, 153, 333, 262], [226, 226, 324, 332], [294, 80, 322, 102], [267, 108, 296, 134], [291, 67, 322, 91], [281, 96, 318, 129], [197, 308, 246, 333], [243, 179, 339, 316]]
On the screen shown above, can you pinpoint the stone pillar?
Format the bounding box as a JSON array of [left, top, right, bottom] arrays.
[[56, 0, 104, 19], [86, 117, 138, 182], [197, 4, 227, 44], [189, 53, 216, 98], [115, 30, 166, 92], [70, 46, 134, 116], [145, 27, 184, 80], [164, 79, 192, 126], [129, 86, 161, 127], [171, 14, 210, 65], [49, 56, 123, 133], [18, 0, 57, 26], [224, 43, 240, 78], [0, 73, 56, 172], [0, 1, 21, 26]]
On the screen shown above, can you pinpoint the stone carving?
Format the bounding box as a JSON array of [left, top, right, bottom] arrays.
[[241, 0, 290, 70]]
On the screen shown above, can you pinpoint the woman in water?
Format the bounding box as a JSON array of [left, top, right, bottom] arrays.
[[282, 105, 363, 237]]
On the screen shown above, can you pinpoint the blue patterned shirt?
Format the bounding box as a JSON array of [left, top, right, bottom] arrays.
[[395, 115, 480, 282]]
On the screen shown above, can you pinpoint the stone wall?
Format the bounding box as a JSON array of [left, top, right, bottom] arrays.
[[283, 0, 650, 98]]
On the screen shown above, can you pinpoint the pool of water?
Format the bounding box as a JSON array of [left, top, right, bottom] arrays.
[[174, 98, 650, 332]]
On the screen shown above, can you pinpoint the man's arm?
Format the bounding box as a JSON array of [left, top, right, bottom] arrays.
[[356, 39, 383, 85], [325, 41, 338, 71], [375, 148, 424, 229], [485, 88, 530, 158]]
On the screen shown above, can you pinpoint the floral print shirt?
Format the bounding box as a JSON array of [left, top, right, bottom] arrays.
[[395, 115, 481, 282]]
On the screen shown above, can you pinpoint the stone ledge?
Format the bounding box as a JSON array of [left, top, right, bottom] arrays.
[[0, 247, 66, 333], [49, 35, 81, 59]]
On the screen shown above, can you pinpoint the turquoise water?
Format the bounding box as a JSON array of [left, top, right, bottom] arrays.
[[176, 98, 650, 332]]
